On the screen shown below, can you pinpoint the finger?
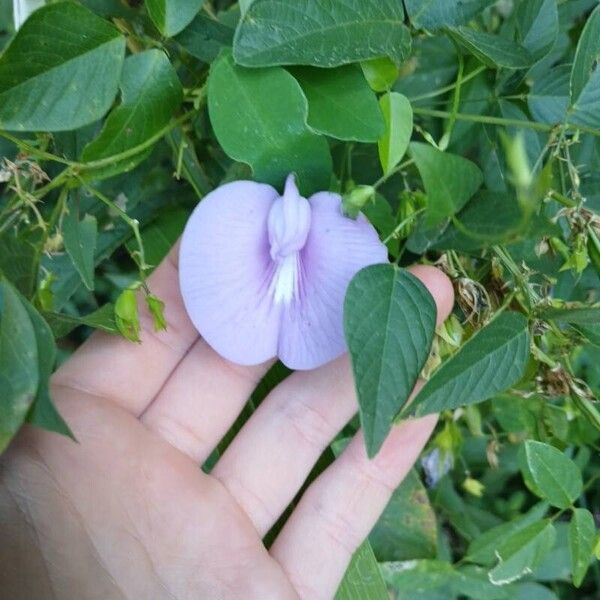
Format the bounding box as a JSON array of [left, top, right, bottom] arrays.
[[140, 339, 270, 462], [271, 411, 437, 600], [211, 266, 454, 536]]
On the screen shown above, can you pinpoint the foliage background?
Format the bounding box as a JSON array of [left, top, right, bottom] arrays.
[[1, 0, 599, 598]]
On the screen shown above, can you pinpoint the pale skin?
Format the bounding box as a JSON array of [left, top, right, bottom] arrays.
[[0, 243, 454, 600]]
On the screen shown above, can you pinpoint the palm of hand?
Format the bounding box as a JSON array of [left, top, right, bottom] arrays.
[[1, 245, 453, 600]]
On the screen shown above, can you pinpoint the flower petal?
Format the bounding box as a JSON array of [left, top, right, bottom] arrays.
[[179, 181, 281, 366], [277, 192, 388, 370]]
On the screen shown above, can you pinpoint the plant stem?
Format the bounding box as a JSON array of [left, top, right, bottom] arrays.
[[409, 65, 486, 102], [373, 158, 414, 189]]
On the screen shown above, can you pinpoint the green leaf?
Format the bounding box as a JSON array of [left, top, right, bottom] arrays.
[[233, 0, 411, 68], [409, 142, 483, 227], [568, 69, 600, 129], [448, 27, 534, 69], [370, 469, 437, 561], [466, 502, 550, 566], [23, 300, 73, 439], [569, 507, 596, 587], [62, 206, 98, 291], [0, 2, 125, 131], [82, 50, 183, 162], [0, 230, 38, 297], [344, 265, 437, 457], [381, 559, 456, 594], [570, 5, 600, 105], [514, 0, 558, 62], [378, 92, 413, 175], [175, 13, 234, 63], [538, 304, 600, 324], [290, 66, 384, 142], [528, 64, 570, 125], [43, 303, 118, 338], [405, 0, 495, 30], [360, 58, 399, 93], [208, 51, 331, 195], [489, 520, 556, 585], [335, 542, 388, 600], [0, 278, 38, 453], [518, 440, 583, 509], [146, 0, 204, 37], [408, 312, 530, 418]]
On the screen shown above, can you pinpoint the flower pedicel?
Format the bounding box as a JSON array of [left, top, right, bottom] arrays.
[[179, 174, 387, 370]]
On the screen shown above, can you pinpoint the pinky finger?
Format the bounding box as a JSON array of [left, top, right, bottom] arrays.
[[270, 412, 437, 600]]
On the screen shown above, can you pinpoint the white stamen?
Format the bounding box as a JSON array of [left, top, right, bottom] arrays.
[[269, 253, 300, 305]]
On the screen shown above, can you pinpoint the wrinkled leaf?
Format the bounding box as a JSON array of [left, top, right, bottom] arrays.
[[234, 0, 411, 68]]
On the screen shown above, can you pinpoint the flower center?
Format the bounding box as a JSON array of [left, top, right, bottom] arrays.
[[267, 175, 311, 305]]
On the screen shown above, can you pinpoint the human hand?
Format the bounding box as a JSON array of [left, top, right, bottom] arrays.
[[0, 243, 454, 600]]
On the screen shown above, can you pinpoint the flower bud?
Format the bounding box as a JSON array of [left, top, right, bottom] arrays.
[[342, 185, 375, 219], [115, 288, 140, 342], [145, 293, 167, 332]]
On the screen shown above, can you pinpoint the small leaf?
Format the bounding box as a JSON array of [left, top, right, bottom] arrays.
[[0, 230, 38, 297], [405, 0, 495, 30], [62, 207, 98, 291], [408, 312, 530, 418], [360, 57, 399, 92], [514, 0, 558, 62], [0, 2, 125, 131], [489, 520, 556, 585], [43, 304, 119, 338], [344, 264, 437, 457], [291, 65, 384, 142], [146, 0, 204, 37], [175, 13, 234, 63], [378, 92, 413, 175], [569, 508, 596, 587], [233, 0, 411, 68], [0, 278, 39, 452], [82, 50, 183, 162], [335, 542, 389, 600], [208, 51, 331, 195], [518, 441, 583, 509], [409, 142, 483, 227], [448, 27, 534, 69], [23, 300, 74, 439], [369, 469, 437, 561]]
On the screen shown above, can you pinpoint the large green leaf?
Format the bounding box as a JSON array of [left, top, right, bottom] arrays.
[[233, 0, 411, 68], [369, 469, 437, 561], [518, 441, 583, 509], [528, 65, 570, 125], [405, 0, 495, 30], [208, 51, 331, 195], [335, 542, 388, 600], [146, 0, 204, 37], [407, 312, 530, 418], [23, 300, 73, 439], [538, 305, 600, 325], [62, 205, 98, 291], [0, 279, 38, 452], [409, 142, 483, 227], [570, 5, 600, 105], [569, 508, 596, 587], [290, 66, 384, 142], [344, 264, 437, 457], [174, 13, 234, 63], [0, 231, 38, 297], [489, 521, 556, 585], [514, 0, 558, 62], [82, 50, 183, 161], [448, 27, 534, 69], [0, 2, 125, 131], [378, 92, 413, 175]]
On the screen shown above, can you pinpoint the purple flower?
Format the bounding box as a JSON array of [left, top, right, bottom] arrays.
[[179, 174, 387, 370]]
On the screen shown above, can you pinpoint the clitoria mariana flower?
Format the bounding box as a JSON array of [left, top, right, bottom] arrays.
[[179, 174, 387, 370]]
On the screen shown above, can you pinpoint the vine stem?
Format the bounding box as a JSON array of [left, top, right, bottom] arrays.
[[373, 158, 414, 189], [413, 107, 600, 138]]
